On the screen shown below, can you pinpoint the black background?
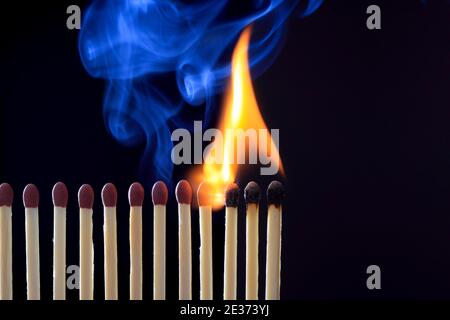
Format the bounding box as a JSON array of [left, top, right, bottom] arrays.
[[1, 0, 450, 301]]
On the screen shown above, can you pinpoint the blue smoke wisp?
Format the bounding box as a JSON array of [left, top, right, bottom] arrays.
[[78, 0, 324, 183]]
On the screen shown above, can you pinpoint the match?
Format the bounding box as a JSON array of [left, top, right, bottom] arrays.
[[0, 183, 13, 300], [129, 182, 144, 300], [223, 182, 239, 300], [102, 183, 118, 300], [78, 184, 94, 300], [197, 182, 213, 300], [175, 180, 192, 300], [23, 184, 40, 300], [52, 182, 68, 300], [152, 181, 167, 300], [265, 181, 285, 300], [244, 181, 260, 300]]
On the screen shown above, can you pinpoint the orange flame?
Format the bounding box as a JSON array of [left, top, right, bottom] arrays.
[[190, 26, 283, 209]]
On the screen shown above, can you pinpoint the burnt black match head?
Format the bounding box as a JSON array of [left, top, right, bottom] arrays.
[[0, 183, 14, 207], [244, 181, 260, 204], [225, 183, 239, 207], [267, 180, 285, 207]]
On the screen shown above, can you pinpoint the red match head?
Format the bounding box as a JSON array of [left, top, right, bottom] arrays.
[[101, 183, 117, 207], [175, 180, 192, 204], [128, 182, 144, 207], [0, 183, 14, 207], [52, 182, 68, 208], [23, 184, 39, 208], [152, 181, 168, 206], [78, 184, 94, 209], [197, 182, 213, 207]]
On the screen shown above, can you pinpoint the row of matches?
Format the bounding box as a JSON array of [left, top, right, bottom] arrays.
[[0, 180, 285, 300]]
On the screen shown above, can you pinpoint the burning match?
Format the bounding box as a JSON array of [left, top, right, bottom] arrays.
[[152, 181, 168, 300], [176, 180, 193, 300], [23, 184, 40, 300], [0, 183, 13, 300], [78, 184, 94, 300], [265, 181, 285, 300], [223, 182, 239, 300], [102, 183, 118, 300], [52, 182, 68, 300], [129, 182, 144, 300]]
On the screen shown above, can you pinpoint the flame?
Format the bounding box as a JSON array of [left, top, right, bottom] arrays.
[[190, 26, 283, 209]]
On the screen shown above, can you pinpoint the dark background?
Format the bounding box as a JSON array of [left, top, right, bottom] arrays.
[[1, 0, 450, 301]]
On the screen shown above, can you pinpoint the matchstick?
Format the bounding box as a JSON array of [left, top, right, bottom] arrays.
[[244, 181, 260, 300], [224, 183, 239, 300], [265, 181, 285, 300], [23, 184, 40, 300], [102, 183, 118, 300], [0, 183, 13, 300], [78, 184, 94, 300], [197, 182, 213, 300], [175, 180, 192, 300], [52, 182, 68, 300], [152, 181, 168, 300], [129, 182, 144, 300]]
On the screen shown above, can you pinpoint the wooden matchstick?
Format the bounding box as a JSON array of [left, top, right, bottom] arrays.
[[152, 181, 168, 300], [78, 184, 94, 300], [52, 182, 68, 300], [197, 182, 213, 300], [129, 182, 144, 300], [175, 180, 192, 300], [265, 181, 285, 300], [244, 181, 260, 300], [0, 183, 13, 300], [224, 183, 239, 300], [23, 184, 40, 300], [102, 183, 118, 300]]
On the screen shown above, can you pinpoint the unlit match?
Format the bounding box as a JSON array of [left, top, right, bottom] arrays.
[[24, 184, 40, 300], [78, 184, 94, 300], [176, 180, 192, 300], [224, 183, 239, 300], [152, 181, 168, 300], [0, 180, 287, 301], [52, 182, 68, 300], [129, 182, 144, 300], [265, 181, 285, 300], [245, 181, 260, 300], [102, 183, 118, 300], [197, 182, 213, 300], [0, 183, 13, 300]]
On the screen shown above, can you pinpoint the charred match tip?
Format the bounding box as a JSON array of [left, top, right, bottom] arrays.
[[23, 184, 39, 208], [152, 181, 168, 206], [0, 183, 14, 207], [78, 184, 94, 209], [128, 182, 144, 207], [244, 181, 261, 204], [101, 183, 117, 207], [52, 182, 68, 208], [176, 180, 192, 204], [267, 180, 286, 207], [225, 183, 239, 207], [197, 182, 213, 207]]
